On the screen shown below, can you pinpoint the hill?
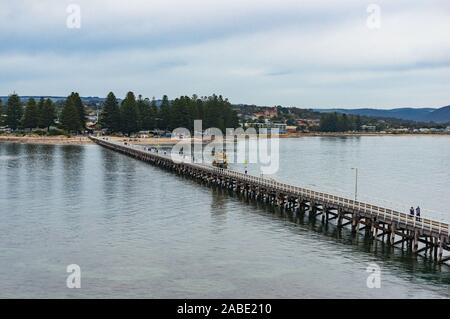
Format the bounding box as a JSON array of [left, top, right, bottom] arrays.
[[316, 106, 450, 123]]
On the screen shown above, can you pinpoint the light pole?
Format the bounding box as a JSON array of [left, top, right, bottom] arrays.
[[351, 167, 358, 201]]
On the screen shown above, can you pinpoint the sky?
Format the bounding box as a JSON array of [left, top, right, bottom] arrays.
[[1, 0, 450, 109]]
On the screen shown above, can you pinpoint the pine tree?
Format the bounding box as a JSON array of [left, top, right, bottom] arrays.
[[135, 94, 146, 131], [37, 98, 45, 128], [41, 98, 56, 131], [99, 92, 121, 132], [22, 98, 39, 130], [159, 95, 170, 130], [60, 95, 81, 133], [67, 92, 86, 130], [149, 97, 158, 130], [6, 93, 23, 130], [139, 97, 154, 131], [120, 91, 138, 136], [170, 96, 191, 129]]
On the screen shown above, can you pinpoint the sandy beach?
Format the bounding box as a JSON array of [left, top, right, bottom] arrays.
[[0, 135, 177, 145], [1, 131, 448, 146], [0, 135, 93, 145]]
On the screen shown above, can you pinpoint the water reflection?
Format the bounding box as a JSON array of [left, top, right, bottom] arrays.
[[0, 141, 448, 298]]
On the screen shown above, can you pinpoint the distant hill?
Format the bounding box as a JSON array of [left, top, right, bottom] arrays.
[[424, 105, 450, 123], [0, 96, 106, 105], [0, 96, 163, 107], [316, 106, 450, 123]]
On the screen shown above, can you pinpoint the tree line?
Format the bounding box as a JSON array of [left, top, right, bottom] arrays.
[[99, 92, 239, 135], [1, 92, 239, 135], [1, 94, 57, 131], [319, 112, 363, 132]]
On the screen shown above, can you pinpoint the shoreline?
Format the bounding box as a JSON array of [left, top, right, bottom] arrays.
[[0, 135, 93, 145], [1, 131, 449, 145]]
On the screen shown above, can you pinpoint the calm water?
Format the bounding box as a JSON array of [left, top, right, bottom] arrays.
[[0, 136, 449, 298]]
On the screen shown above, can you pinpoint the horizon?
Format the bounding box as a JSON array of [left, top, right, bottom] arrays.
[[0, 94, 448, 111], [1, 1, 450, 109]]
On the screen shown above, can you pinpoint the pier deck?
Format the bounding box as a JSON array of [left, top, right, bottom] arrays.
[[90, 136, 450, 264]]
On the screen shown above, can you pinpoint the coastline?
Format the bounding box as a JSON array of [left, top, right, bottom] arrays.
[[0, 135, 93, 145], [1, 131, 449, 146]]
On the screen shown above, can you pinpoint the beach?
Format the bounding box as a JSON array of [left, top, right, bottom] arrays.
[[1, 131, 449, 146]]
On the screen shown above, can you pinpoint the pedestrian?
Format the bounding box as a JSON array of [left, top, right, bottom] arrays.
[[409, 206, 414, 218], [416, 206, 421, 221]]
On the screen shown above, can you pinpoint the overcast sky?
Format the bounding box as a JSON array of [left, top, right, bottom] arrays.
[[1, 0, 450, 108]]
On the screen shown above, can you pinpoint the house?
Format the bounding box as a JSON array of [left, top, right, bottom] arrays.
[[244, 122, 287, 134], [361, 125, 377, 132], [286, 125, 298, 133], [253, 107, 278, 119], [297, 119, 320, 128]]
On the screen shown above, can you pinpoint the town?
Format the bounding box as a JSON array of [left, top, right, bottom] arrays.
[[1, 94, 449, 138]]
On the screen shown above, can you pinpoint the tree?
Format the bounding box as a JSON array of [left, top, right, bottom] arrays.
[[37, 98, 45, 128], [0, 99, 3, 125], [355, 115, 362, 131], [6, 93, 23, 130], [22, 98, 39, 130], [159, 95, 170, 130], [41, 98, 56, 131], [149, 97, 158, 130], [67, 92, 86, 130], [60, 95, 81, 133], [136, 94, 150, 131], [120, 91, 138, 136], [138, 97, 154, 131], [99, 92, 121, 132]]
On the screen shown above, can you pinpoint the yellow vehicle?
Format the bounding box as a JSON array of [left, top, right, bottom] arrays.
[[212, 151, 228, 169]]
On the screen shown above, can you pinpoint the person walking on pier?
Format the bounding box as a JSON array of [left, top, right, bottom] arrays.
[[409, 206, 415, 218], [416, 206, 421, 221]]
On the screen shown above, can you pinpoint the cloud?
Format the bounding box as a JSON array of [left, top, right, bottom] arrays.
[[1, 0, 449, 108]]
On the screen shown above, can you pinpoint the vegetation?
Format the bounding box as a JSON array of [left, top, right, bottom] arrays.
[[319, 112, 363, 132], [22, 98, 39, 129], [39, 98, 57, 130], [6, 94, 23, 130], [4, 91, 446, 136], [99, 92, 239, 135], [99, 92, 121, 133], [60, 93, 84, 133]]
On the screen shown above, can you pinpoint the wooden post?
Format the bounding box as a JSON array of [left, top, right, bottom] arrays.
[[434, 236, 438, 260], [438, 236, 444, 262], [412, 230, 419, 254]]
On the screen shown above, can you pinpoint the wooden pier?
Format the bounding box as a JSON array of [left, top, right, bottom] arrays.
[[90, 136, 450, 265]]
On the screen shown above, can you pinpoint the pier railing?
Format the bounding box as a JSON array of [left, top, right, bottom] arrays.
[[92, 137, 450, 239]]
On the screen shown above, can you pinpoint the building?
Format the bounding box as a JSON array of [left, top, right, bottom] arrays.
[[244, 122, 287, 134], [286, 125, 298, 133], [253, 107, 278, 119], [361, 125, 377, 132], [297, 118, 320, 128]]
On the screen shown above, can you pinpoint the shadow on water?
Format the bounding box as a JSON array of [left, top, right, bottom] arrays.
[[100, 147, 119, 200], [82, 146, 449, 295], [36, 145, 56, 194], [209, 189, 228, 229], [220, 188, 450, 286], [61, 145, 85, 191], [156, 164, 449, 287], [60, 145, 85, 230]]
